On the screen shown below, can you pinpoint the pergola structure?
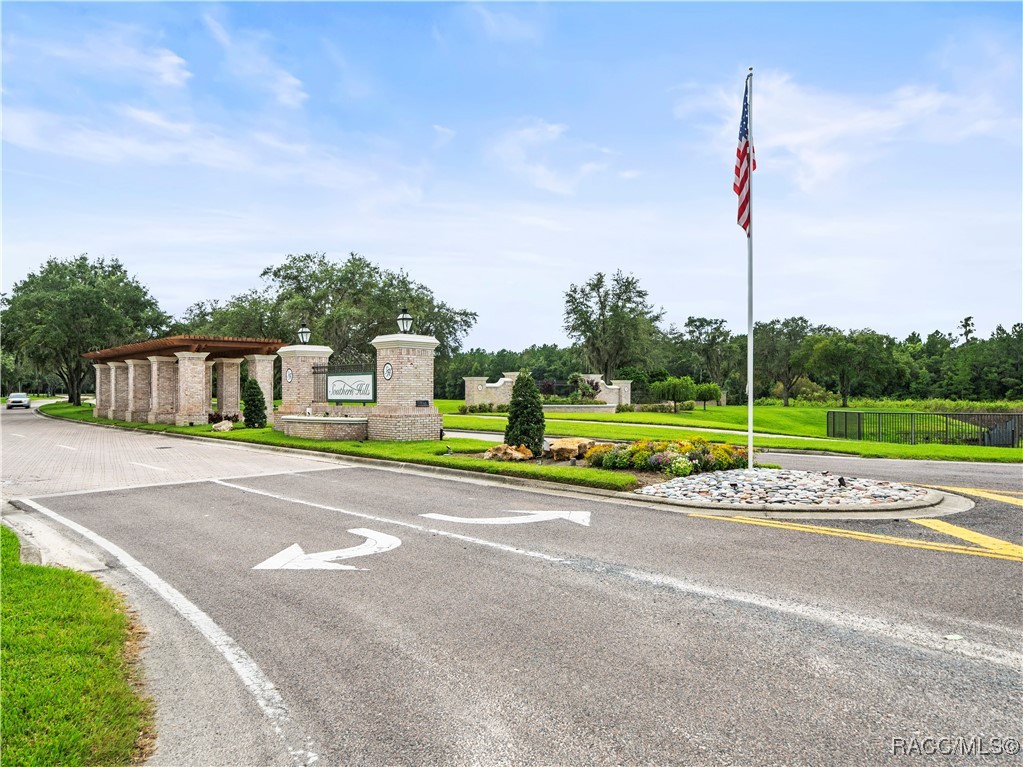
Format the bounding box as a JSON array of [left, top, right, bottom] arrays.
[[83, 336, 283, 426]]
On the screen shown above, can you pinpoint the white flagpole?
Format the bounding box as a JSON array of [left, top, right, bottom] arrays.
[[745, 67, 754, 468]]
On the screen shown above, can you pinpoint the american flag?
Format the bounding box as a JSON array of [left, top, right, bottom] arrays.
[[734, 78, 756, 235]]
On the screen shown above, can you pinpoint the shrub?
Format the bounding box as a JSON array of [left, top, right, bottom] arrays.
[[495, 403, 509, 412], [647, 451, 679, 472], [679, 400, 696, 411], [504, 371, 545, 455], [457, 404, 469, 414], [241, 378, 267, 429], [668, 457, 694, 477], [208, 412, 240, 424], [616, 403, 635, 413], [584, 443, 614, 468], [630, 449, 652, 470], [602, 446, 633, 469], [635, 403, 674, 413], [539, 379, 557, 396]]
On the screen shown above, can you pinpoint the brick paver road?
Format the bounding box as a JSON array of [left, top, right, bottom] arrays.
[[1, 405, 344, 499]]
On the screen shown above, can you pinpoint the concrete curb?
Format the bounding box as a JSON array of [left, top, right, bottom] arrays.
[[33, 408, 974, 520]]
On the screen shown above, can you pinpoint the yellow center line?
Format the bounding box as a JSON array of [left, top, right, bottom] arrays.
[[911, 518, 1023, 558], [922, 485, 1023, 508], [687, 513, 1022, 563]]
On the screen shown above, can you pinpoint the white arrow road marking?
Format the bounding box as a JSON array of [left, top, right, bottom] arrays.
[[253, 528, 401, 570], [420, 510, 591, 526]]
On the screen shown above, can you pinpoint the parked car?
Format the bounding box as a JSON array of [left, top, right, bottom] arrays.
[[6, 393, 31, 409]]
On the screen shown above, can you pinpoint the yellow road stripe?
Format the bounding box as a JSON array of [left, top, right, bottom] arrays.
[[924, 485, 1023, 508], [911, 518, 1023, 558], [688, 513, 1022, 562]]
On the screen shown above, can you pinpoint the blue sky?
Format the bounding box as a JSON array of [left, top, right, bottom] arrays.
[[3, 2, 1021, 351]]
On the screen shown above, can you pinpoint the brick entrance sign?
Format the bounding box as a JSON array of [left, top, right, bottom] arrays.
[[273, 331, 442, 442]]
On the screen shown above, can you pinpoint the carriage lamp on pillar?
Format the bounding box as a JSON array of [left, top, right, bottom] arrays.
[[397, 308, 413, 334]]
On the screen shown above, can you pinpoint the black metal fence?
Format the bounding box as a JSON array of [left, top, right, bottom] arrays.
[[827, 411, 1022, 447]]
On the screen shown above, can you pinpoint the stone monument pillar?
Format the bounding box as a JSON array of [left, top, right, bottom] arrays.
[[215, 358, 244, 419], [368, 333, 442, 441], [125, 359, 151, 423], [148, 356, 178, 424], [108, 361, 129, 421], [174, 351, 209, 426], [93, 363, 110, 419], [276, 345, 333, 423]]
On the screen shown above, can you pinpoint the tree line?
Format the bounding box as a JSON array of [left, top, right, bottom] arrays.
[[3, 255, 1020, 406]]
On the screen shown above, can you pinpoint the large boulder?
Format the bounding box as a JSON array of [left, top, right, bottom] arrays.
[[483, 443, 534, 461], [212, 420, 234, 432], [548, 437, 595, 461]]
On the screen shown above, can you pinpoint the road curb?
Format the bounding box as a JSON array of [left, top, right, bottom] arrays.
[[33, 409, 976, 520]]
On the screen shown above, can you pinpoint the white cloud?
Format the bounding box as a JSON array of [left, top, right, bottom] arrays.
[[470, 4, 543, 44], [202, 14, 308, 108], [8, 27, 191, 88], [432, 124, 456, 149], [490, 118, 608, 195], [678, 55, 1020, 193]]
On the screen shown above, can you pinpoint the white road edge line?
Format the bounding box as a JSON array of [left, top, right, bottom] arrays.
[[16, 498, 319, 767], [215, 480, 1023, 671], [214, 480, 567, 564], [129, 462, 167, 472]]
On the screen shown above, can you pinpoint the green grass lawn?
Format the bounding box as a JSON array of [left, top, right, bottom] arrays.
[[442, 414, 1022, 463], [1, 527, 153, 767]]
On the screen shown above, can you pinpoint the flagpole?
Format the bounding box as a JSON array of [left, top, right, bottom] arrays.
[[745, 67, 754, 468]]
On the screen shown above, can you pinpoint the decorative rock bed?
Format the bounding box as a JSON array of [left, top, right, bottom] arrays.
[[637, 468, 935, 509]]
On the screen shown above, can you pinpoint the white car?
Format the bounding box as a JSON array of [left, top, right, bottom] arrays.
[[6, 393, 31, 409]]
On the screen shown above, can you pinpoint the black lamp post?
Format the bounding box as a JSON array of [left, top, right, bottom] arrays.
[[397, 308, 413, 334], [297, 322, 311, 344]]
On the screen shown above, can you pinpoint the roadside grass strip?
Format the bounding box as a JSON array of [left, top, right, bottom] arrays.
[[11, 501, 319, 767], [686, 514, 1023, 563], [0, 527, 153, 767]]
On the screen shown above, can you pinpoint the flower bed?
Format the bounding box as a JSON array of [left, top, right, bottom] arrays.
[[585, 437, 748, 477]]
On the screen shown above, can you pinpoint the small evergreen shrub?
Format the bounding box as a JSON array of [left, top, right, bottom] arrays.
[[679, 400, 696, 411], [241, 378, 267, 429], [616, 404, 635, 413], [504, 371, 545, 455]]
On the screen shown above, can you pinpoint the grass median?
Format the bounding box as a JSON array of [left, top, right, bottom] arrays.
[[1, 527, 153, 767]]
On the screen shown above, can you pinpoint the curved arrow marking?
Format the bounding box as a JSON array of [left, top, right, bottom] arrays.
[[253, 528, 402, 570], [420, 510, 591, 526]]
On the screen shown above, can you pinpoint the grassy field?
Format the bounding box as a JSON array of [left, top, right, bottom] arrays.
[[1, 527, 152, 767], [442, 414, 1022, 463]]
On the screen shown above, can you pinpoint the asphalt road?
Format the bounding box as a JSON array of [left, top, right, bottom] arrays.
[[3, 406, 1021, 766]]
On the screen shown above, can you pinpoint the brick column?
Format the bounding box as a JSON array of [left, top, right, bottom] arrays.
[[174, 352, 210, 426], [205, 361, 215, 415], [148, 356, 178, 424], [108, 361, 129, 421], [276, 345, 333, 420], [93, 363, 110, 419], [368, 333, 442, 441], [215, 358, 244, 419], [245, 354, 277, 418], [125, 359, 152, 422]]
